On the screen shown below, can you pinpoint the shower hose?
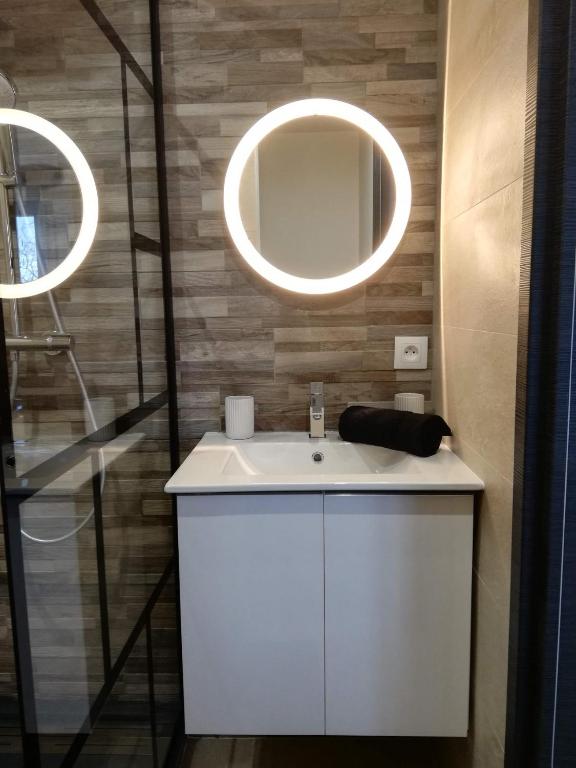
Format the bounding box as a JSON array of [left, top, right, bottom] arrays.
[[9, 186, 107, 545]]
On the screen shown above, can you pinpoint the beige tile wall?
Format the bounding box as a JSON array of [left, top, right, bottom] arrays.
[[434, 1, 529, 765], [159, 0, 440, 452]]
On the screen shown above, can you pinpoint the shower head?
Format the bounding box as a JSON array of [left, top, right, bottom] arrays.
[[0, 72, 17, 184]]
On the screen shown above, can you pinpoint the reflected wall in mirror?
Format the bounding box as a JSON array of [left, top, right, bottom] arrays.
[[239, 116, 395, 280], [224, 99, 411, 295], [0, 108, 98, 299], [0, 125, 83, 286]]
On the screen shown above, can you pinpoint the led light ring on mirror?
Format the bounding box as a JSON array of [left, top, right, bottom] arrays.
[[0, 108, 98, 299], [224, 98, 411, 295]]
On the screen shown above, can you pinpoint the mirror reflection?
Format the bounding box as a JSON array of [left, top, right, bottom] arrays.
[[0, 124, 82, 286], [239, 115, 395, 280]]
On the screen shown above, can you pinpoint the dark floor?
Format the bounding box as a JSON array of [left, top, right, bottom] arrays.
[[183, 736, 447, 768]]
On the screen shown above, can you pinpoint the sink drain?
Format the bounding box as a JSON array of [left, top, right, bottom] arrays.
[[312, 451, 324, 464]]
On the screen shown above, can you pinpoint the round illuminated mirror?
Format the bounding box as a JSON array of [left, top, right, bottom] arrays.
[[0, 108, 98, 299], [224, 99, 411, 295]]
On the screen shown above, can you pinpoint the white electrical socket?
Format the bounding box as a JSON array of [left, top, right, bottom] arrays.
[[394, 336, 428, 370]]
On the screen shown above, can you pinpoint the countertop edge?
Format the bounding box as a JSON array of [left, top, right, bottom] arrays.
[[166, 484, 484, 494], [165, 432, 485, 495]]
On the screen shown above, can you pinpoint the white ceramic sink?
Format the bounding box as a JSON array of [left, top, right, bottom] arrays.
[[165, 432, 484, 493]]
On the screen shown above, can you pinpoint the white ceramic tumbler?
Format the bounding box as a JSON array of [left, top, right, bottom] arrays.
[[225, 396, 255, 439], [394, 392, 425, 414]]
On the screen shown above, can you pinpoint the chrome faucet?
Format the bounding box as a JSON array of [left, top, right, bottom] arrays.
[[309, 382, 325, 439]]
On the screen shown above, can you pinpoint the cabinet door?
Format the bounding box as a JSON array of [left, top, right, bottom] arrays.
[[178, 493, 325, 735], [324, 494, 473, 737]]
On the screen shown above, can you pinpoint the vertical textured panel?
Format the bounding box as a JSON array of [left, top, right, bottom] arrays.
[[506, 0, 576, 766], [434, 0, 530, 766]]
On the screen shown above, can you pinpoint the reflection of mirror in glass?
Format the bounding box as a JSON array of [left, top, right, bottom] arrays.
[[239, 116, 395, 280], [0, 125, 82, 287]]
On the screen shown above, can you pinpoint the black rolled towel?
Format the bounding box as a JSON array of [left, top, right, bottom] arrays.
[[338, 405, 452, 458]]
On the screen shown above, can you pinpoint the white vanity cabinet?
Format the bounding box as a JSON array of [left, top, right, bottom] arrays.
[[324, 494, 473, 736], [177, 493, 325, 735], [177, 492, 474, 737]]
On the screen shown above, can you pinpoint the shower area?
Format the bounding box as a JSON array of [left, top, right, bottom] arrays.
[[0, 1, 183, 766]]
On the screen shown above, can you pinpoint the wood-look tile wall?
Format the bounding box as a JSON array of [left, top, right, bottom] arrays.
[[160, 0, 439, 451]]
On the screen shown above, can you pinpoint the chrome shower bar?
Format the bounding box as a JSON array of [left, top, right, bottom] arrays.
[[0, 125, 16, 185], [0, 71, 17, 185], [5, 333, 73, 352]]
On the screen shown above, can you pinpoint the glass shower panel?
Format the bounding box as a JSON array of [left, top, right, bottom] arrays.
[[75, 629, 155, 768], [94, 0, 155, 76], [125, 65, 166, 401], [19, 460, 106, 736], [0, 1, 181, 766], [150, 576, 181, 766], [125, 68, 161, 244], [0, 511, 23, 768], [139, 245, 170, 400], [101, 409, 173, 665]]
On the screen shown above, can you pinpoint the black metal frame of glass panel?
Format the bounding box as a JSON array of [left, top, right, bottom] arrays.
[[0, 1, 184, 765]]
